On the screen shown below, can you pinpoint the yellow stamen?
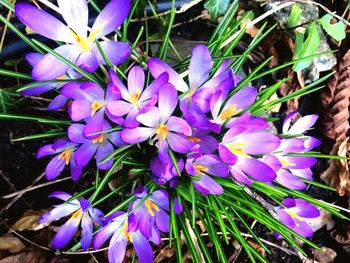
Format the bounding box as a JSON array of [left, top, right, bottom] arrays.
[[87, 29, 101, 43], [91, 101, 104, 117], [156, 124, 168, 140], [92, 135, 105, 144], [227, 142, 251, 159], [129, 90, 141, 105], [71, 209, 82, 219], [145, 199, 160, 217], [121, 223, 133, 242], [286, 210, 304, 222], [56, 75, 66, 80], [188, 136, 201, 143], [194, 164, 209, 175], [281, 159, 296, 167], [70, 29, 101, 52], [58, 148, 72, 165], [218, 104, 242, 121]]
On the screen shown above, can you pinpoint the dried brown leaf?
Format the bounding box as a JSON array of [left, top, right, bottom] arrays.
[[0, 236, 25, 253], [0, 250, 46, 263], [314, 246, 337, 263], [11, 210, 48, 232]]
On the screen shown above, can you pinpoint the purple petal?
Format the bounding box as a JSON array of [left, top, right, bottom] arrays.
[[61, 82, 86, 100], [45, 155, 66, 180], [83, 110, 105, 139], [305, 136, 321, 151], [222, 125, 246, 143], [94, 220, 122, 249], [148, 58, 188, 92], [227, 87, 257, 111], [49, 191, 72, 201], [92, 0, 131, 38], [15, 3, 75, 43], [293, 219, 314, 238], [238, 132, 280, 155], [167, 132, 193, 154], [278, 209, 295, 229], [218, 144, 238, 165], [48, 95, 68, 111], [21, 84, 53, 96], [40, 204, 78, 224], [57, 0, 88, 38], [74, 142, 98, 167], [81, 212, 93, 250], [150, 189, 169, 210], [278, 138, 305, 154], [93, 41, 131, 65], [76, 51, 99, 72], [52, 212, 82, 249], [69, 100, 91, 121], [68, 124, 89, 144], [36, 144, 55, 158], [149, 226, 161, 245], [194, 174, 224, 195], [106, 82, 122, 102], [238, 157, 277, 182], [128, 66, 145, 96], [108, 69, 129, 100], [136, 107, 161, 127], [167, 116, 191, 136], [32, 45, 81, 81], [133, 231, 154, 263], [276, 169, 306, 190], [189, 44, 212, 90], [124, 107, 140, 128], [290, 168, 313, 180], [108, 131, 124, 147], [159, 84, 177, 123], [96, 141, 114, 170], [139, 72, 168, 102], [280, 156, 317, 169], [70, 155, 83, 181], [288, 114, 318, 135], [107, 100, 133, 117], [282, 111, 298, 133], [25, 52, 44, 66], [108, 233, 128, 263], [80, 82, 105, 101], [230, 166, 253, 184], [197, 154, 229, 177], [155, 208, 169, 232], [121, 127, 155, 144]]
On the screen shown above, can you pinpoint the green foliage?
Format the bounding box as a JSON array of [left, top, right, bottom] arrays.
[[287, 3, 302, 28], [293, 22, 320, 72], [319, 14, 346, 41], [204, 0, 230, 21]]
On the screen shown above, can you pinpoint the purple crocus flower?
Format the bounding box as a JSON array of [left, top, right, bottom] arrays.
[[94, 212, 159, 263], [40, 191, 104, 250], [121, 84, 193, 157], [107, 67, 169, 128], [62, 79, 122, 138], [150, 152, 183, 186], [36, 139, 82, 180], [15, 0, 131, 80], [276, 198, 320, 238], [131, 187, 170, 238], [219, 115, 281, 184], [68, 122, 124, 171], [185, 154, 229, 195], [208, 78, 257, 133]]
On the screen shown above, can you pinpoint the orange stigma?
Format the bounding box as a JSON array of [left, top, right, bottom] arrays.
[[218, 104, 242, 120], [194, 164, 209, 175], [145, 199, 160, 216], [188, 136, 201, 143], [227, 142, 251, 159], [91, 101, 104, 117], [92, 135, 105, 144], [58, 148, 72, 165], [156, 124, 168, 140], [129, 90, 141, 105]]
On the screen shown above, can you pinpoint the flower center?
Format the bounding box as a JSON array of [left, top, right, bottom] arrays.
[[156, 124, 168, 140], [145, 199, 160, 216], [286, 209, 303, 222], [91, 101, 104, 117], [129, 90, 141, 105], [92, 135, 106, 144], [194, 164, 209, 175], [188, 136, 201, 143], [280, 159, 296, 167], [121, 223, 133, 242], [58, 148, 72, 165], [71, 209, 82, 219], [227, 142, 251, 159], [218, 104, 242, 121], [70, 29, 101, 52]]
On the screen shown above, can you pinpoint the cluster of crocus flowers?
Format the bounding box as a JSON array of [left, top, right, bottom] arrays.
[[14, 0, 323, 262]]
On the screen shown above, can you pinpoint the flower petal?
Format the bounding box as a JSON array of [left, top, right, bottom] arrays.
[[15, 3, 75, 43], [136, 107, 160, 127], [128, 66, 145, 96], [108, 233, 128, 263], [70, 155, 83, 181], [155, 208, 169, 233], [80, 212, 93, 250], [238, 157, 276, 182], [139, 72, 168, 102], [96, 141, 114, 170], [57, 0, 88, 38], [193, 174, 224, 195], [76, 51, 99, 72], [21, 84, 53, 96], [218, 144, 237, 165], [276, 169, 306, 190], [133, 231, 154, 263], [52, 212, 82, 249], [75, 142, 98, 167], [68, 124, 89, 144], [288, 114, 318, 135], [48, 95, 68, 111], [69, 100, 91, 121], [36, 144, 55, 158], [107, 100, 133, 117], [83, 110, 105, 139], [45, 155, 66, 180], [167, 116, 191, 136], [124, 107, 140, 128], [167, 132, 193, 154], [189, 44, 212, 90], [40, 204, 78, 224], [92, 0, 131, 38], [32, 45, 81, 81], [159, 84, 177, 123], [148, 58, 188, 92], [93, 41, 131, 66], [121, 127, 155, 144], [94, 220, 123, 249]]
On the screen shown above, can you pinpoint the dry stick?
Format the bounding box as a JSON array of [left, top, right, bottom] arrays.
[[2, 176, 70, 199], [0, 5, 12, 53]]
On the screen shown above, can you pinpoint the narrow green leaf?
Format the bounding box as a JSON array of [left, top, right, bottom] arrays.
[[319, 14, 346, 41], [287, 3, 302, 28], [0, 69, 32, 80], [0, 113, 71, 124], [204, 0, 230, 21], [12, 130, 65, 142]]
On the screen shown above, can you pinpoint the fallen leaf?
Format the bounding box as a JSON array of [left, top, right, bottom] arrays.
[[154, 245, 176, 263], [314, 246, 337, 263], [11, 210, 48, 232], [247, 240, 266, 257], [0, 236, 25, 253], [0, 250, 46, 263]]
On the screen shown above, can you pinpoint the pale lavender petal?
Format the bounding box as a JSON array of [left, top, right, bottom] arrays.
[[36, 144, 55, 158], [238, 157, 276, 182], [92, 0, 131, 38], [40, 204, 78, 224], [49, 191, 72, 201], [194, 174, 224, 195], [76, 51, 99, 72], [230, 166, 253, 184], [282, 111, 298, 134], [96, 141, 114, 170], [288, 115, 318, 135], [218, 144, 237, 165], [139, 72, 169, 102], [57, 0, 88, 38], [304, 136, 321, 151], [150, 189, 169, 210], [238, 132, 280, 155], [133, 231, 154, 263], [83, 110, 105, 139], [222, 125, 246, 143], [107, 100, 133, 117], [68, 124, 89, 144], [261, 155, 281, 172], [128, 66, 145, 95], [69, 100, 91, 121], [48, 95, 68, 111], [280, 156, 317, 169], [93, 220, 122, 249], [52, 212, 82, 249], [45, 155, 66, 180], [80, 82, 105, 101], [136, 107, 161, 127], [227, 87, 257, 111], [290, 168, 313, 180], [278, 138, 305, 154], [81, 212, 93, 250], [276, 169, 306, 190], [167, 116, 192, 136], [108, 233, 127, 263], [93, 41, 131, 66], [159, 84, 177, 123], [75, 142, 98, 167], [15, 3, 75, 43], [148, 58, 188, 92], [167, 132, 193, 154], [189, 44, 213, 90], [32, 45, 81, 81], [121, 127, 155, 144], [124, 107, 140, 128]]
